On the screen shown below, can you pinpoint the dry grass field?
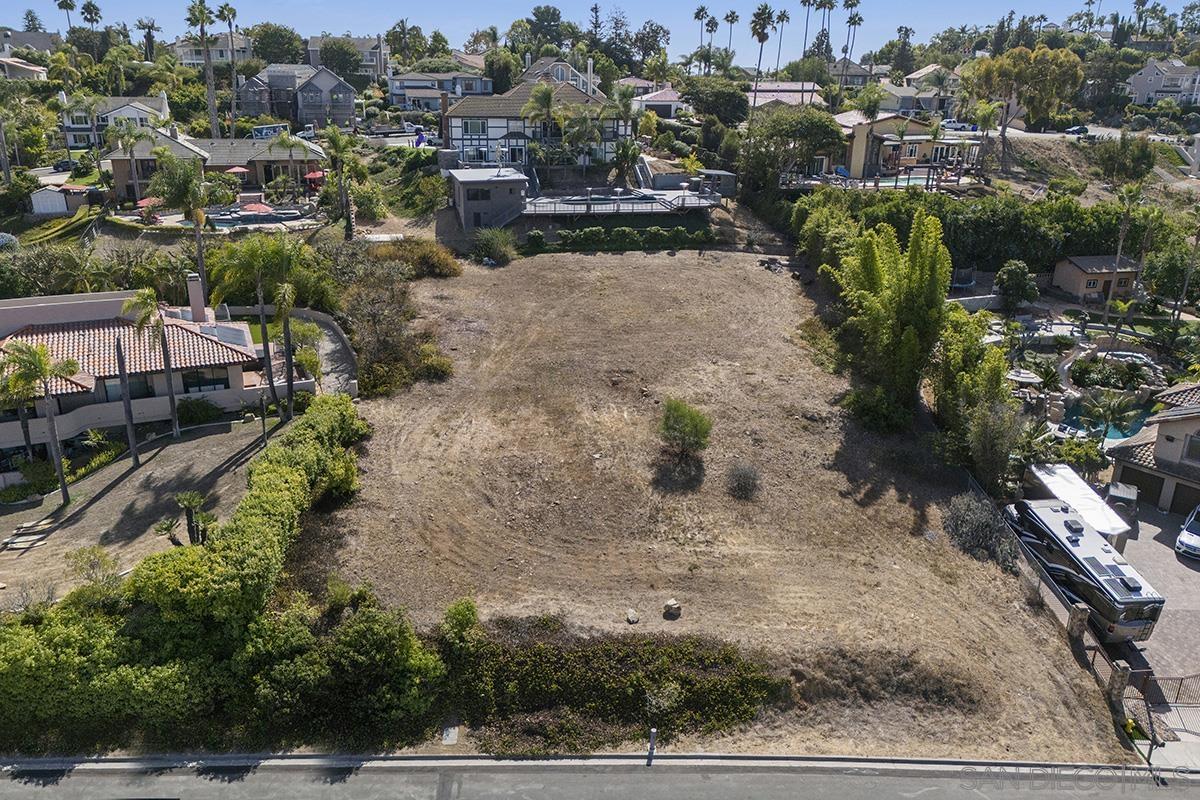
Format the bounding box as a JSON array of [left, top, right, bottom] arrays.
[[292, 249, 1131, 762]]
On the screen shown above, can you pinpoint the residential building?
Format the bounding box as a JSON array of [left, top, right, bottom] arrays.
[[445, 81, 630, 166], [103, 125, 325, 201], [877, 81, 951, 116], [168, 30, 252, 68], [389, 71, 492, 110], [748, 81, 827, 110], [903, 63, 959, 91], [29, 184, 94, 217], [518, 54, 604, 97], [0, 56, 47, 81], [0, 283, 312, 484], [306, 34, 390, 80], [238, 64, 355, 128], [616, 76, 656, 96], [1124, 58, 1200, 106], [447, 167, 528, 232], [810, 111, 979, 179], [0, 28, 60, 58], [1050, 255, 1140, 302], [1109, 383, 1200, 515], [826, 57, 872, 87], [634, 85, 691, 119], [58, 91, 171, 149], [451, 50, 486, 72]]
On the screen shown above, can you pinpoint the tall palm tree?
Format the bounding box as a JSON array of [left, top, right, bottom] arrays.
[[57, 0, 76, 31], [1100, 183, 1143, 328], [563, 105, 602, 167], [1100, 298, 1137, 361], [521, 82, 558, 134], [80, 1, 101, 32], [748, 4, 775, 130], [842, 11, 864, 87], [68, 93, 103, 166], [800, 0, 814, 57], [854, 81, 884, 177], [101, 44, 136, 95], [1173, 204, 1200, 331], [773, 10, 790, 76], [839, 0, 861, 85], [0, 369, 35, 463], [1083, 391, 1138, 437], [186, 0, 219, 138], [123, 288, 180, 439], [148, 150, 227, 302], [216, 3, 238, 129], [724, 10, 739, 53], [114, 333, 140, 469], [268, 130, 304, 201], [274, 282, 296, 421], [135, 17, 161, 61], [705, 17, 720, 75], [48, 51, 81, 89], [604, 84, 636, 128], [893, 119, 908, 187], [321, 126, 357, 238], [611, 137, 640, 186], [694, 6, 710, 54], [818, 0, 836, 39], [2, 342, 80, 506], [105, 117, 151, 202]]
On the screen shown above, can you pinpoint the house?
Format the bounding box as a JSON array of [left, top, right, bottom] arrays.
[[389, 72, 492, 110], [306, 34, 390, 80], [169, 30, 251, 69], [445, 81, 630, 166], [451, 50, 486, 72], [616, 76, 656, 96], [903, 63, 959, 91], [827, 57, 872, 87], [0, 28, 60, 58], [877, 81, 950, 116], [104, 125, 325, 201], [1109, 383, 1200, 515], [634, 85, 691, 119], [29, 184, 93, 217], [748, 81, 827, 110], [447, 167, 528, 232], [58, 91, 171, 149], [0, 282, 312, 484], [1124, 58, 1200, 106], [238, 64, 355, 128], [1051, 255, 1140, 303], [808, 110, 979, 180], [518, 54, 604, 97], [0, 56, 47, 81]]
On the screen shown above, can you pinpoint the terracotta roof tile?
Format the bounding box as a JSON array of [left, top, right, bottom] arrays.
[[1157, 382, 1200, 409], [1109, 424, 1200, 484]]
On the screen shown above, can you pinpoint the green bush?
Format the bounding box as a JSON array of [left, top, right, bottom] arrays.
[[643, 226, 670, 249], [368, 238, 461, 278], [292, 390, 315, 414], [0, 482, 37, 503], [652, 131, 676, 150], [19, 458, 59, 494], [350, 181, 388, 222], [608, 226, 643, 251], [669, 226, 691, 249], [1047, 176, 1087, 196], [177, 397, 222, 426], [525, 229, 546, 252], [843, 386, 913, 433], [414, 342, 453, 381], [472, 227, 518, 265], [659, 398, 712, 457]]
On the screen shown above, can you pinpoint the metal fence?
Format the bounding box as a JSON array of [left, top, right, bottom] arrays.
[[1128, 671, 1200, 707]]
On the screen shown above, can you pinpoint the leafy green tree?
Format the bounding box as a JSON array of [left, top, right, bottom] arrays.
[[995, 259, 1039, 314], [1056, 437, 1108, 481], [659, 398, 713, 458], [319, 38, 362, 79], [247, 22, 304, 63], [741, 105, 844, 191], [968, 400, 1022, 495], [483, 47, 521, 94], [1092, 131, 1156, 185], [2, 342, 79, 505], [611, 138, 640, 185], [682, 76, 750, 126]]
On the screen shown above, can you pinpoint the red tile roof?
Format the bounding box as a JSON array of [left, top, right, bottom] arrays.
[[1157, 382, 1200, 409], [1, 317, 256, 397]]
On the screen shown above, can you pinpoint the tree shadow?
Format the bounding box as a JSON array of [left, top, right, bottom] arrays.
[[5, 768, 73, 787], [195, 761, 261, 783], [651, 452, 706, 494]]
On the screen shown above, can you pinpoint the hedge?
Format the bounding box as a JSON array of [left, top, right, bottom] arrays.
[[546, 225, 717, 253]]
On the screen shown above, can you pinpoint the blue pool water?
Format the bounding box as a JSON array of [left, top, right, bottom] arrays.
[[1061, 404, 1153, 443]]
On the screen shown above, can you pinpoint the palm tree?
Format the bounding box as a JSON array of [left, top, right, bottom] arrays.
[[57, 0, 76, 31], [135, 17, 161, 61], [521, 82, 558, 134], [1083, 391, 1138, 437], [748, 4, 775, 130], [81, 1, 100, 30], [268, 130, 304, 201], [1101, 298, 1137, 360], [854, 81, 884, 177], [563, 105, 603, 168], [148, 151, 225, 302], [817, 0, 836, 40], [274, 282, 296, 420], [321, 126, 357, 237], [724, 10, 739, 53], [114, 333, 140, 468], [0, 369, 35, 463], [611, 137, 640, 186], [101, 45, 136, 95], [839, 0, 861, 85], [67, 93, 103, 166], [694, 6, 710, 54], [2, 342, 80, 506], [705, 17, 720, 75], [216, 3, 238, 129], [773, 10, 790, 76], [105, 117, 151, 202], [186, 0, 219, 138], [1173, 204, 1200, 332], [604, 84, 636, 128], [48, 51, 81, 89], [1100, 183, 1143, 329], [800, 0, 814, 57], [972, 99, 999, 178], [123, 288, 180, 439]]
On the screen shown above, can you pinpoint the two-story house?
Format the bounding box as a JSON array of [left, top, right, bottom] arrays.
[[1124, 58, 1200, 106], [169, 31, 251, 69], [518, 54, 605, 97], [445, 81, 628, 166], [239, 64, 355, 128], [306, 34, 390, 81], [59, 90, 170, 149], [389, 72, 492, 110], [1110, 383, 1200, 515], [615, 76, 656, 96], [827, 58, 872, 87]]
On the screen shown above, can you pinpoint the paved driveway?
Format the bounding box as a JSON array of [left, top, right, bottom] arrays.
[[1119, 508, 1200, 677]]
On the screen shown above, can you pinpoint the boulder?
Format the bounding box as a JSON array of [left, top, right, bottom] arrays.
[[663, 599, 681, 620]]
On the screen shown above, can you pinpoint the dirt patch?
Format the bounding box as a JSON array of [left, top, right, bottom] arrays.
[[296, 249, 1130, 762]]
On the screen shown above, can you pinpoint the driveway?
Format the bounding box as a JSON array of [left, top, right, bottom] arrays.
[[1119, 507, 1200, 678]]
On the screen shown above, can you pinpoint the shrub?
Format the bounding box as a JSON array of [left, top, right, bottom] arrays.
[[995, 259, 1039, 315], [608, 226, 643, 251], [643, 226, 670, 249], [1047, 176, 1086, 196], [292, 390, 315, 414], [369, 238, 461, 278], [414, 342, 453, 381], [472, 227, 518, 265], [573, 226, 607, 250], [177, 396, 222, 426], [669, 226, 691, 249], [843, 387, 912, 433], [350, 181, 388, 222], [0, 232, 18, 252], [525, 229, 546, 252], [670, 141, 693, 159], [1129, 114, 1151, 131], [0, 482, 37, 503], [726, 463, 760, 501], [659, 398, 712, 457], [19, 458, 59, 494], [943, 493, 1017, 572], [653, 131, 676, 150]]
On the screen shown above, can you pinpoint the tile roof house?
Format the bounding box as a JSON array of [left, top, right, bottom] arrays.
[[58, 91, 171, 149], [518, 54, 604, 97], [451, 50, 486, 72], [0, 56, 47, 81], [389, 71, 493, 110], [748, 81, 828, 110], [633, 85, 691, 119], [827, 57, 872, 87], [306, 34, 390, 80], [0, 283, 313, 481], [1109, 383, 1200, 515], [616, 76, 656, 96]]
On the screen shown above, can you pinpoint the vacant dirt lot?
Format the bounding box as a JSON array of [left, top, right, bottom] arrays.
[[298, 250, 1129, 762]]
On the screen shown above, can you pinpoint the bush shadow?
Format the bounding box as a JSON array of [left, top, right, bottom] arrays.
[[651, 452, 706, 494]]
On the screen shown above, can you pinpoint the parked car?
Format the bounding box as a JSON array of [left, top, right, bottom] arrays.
[[1065, 125, 1089, 135], [1175, 506, 1200, 559], [942, 119, 972, 131], [53, 158, 78, 172]]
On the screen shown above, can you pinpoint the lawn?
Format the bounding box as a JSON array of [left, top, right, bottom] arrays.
[[296, 249, 1130, 763]]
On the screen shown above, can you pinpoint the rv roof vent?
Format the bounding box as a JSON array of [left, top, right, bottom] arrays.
[[1064, 519, 1084, 534], [1119, 576, 1142, 593]]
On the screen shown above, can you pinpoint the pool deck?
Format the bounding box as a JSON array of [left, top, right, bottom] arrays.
[[524, 190, 721, 216]]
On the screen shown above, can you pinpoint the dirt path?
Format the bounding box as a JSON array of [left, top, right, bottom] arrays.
[[294, 250, 1131, 763]]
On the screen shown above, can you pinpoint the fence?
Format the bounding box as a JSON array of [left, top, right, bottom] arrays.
[[1128, 671, 1200, 707]]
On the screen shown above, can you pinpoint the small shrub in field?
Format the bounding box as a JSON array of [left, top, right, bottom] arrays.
[[575, 227, 606, 250], [177, 396, 222, 426], [726, 463, 760, 500], [843, 387, 912, 433], [608, 226, 642, 251], [350, 181, 388, 221], [525, 230, 547, 252], [659, 398, 712, 457], [402, 239, 461, 278], [472, 227, 518, 265], [669, 226, 690, 249], [643, 226, 670, 249], [20, 458, 60, 494], [944, 493, 1017, 572], [415, 342, 453, 381]]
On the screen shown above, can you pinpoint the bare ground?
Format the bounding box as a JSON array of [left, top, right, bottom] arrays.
[[293, 249, 1131, 762]]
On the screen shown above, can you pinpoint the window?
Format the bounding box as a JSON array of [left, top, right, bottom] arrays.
[[1084, 279, 1099, 288], [462, 80, 476, 92], [70, 113, 89, 126], [466, 187, 491, 201], [1117, 277, 1129, 287], [904, 143, 918, 159], [463, 118, 487, 136], [103, 375, 153, 402], [182, 367, 230, 394], [1185, 435, 1200, 463]]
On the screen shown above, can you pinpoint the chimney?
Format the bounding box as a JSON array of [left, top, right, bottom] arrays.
[[587, 57, 594, 95], [57, 89, 67, 105], [440, 92, 449, 142], [168, 124, 179, 140], [524, 51, 531, 69], [186, 272, 207, 323], [376, 33, 384, 78]]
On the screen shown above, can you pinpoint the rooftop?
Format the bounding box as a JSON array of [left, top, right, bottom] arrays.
[[446, 81, 599, 118], [1157, 382, 1200, 409], [1109, 425, 1200, 485], [1061, 254, 1141, 274], [447, 167, 529, 184]]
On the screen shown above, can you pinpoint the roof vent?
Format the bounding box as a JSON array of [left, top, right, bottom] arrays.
[[1065, 519, 1084, 534], [1119, 576, 1142, 593]]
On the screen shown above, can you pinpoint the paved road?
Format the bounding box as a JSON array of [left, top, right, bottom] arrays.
[[0, 758, 1192, 800]]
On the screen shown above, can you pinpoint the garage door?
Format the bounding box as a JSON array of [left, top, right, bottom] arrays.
[[645, 104, 674, 118], [1170, 482, 1200, 516], [1119, 467, 1164, 507]]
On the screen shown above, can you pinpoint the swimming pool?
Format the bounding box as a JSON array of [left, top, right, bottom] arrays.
[[1060, 403, 1154, 444]]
